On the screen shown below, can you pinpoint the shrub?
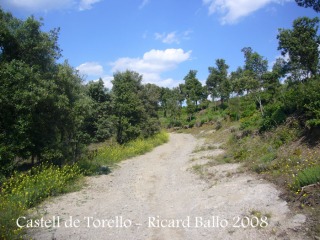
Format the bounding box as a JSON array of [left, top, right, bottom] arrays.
[[284, 77, 320, 129], [167, 119, 182, 128], [293, 165, 320, 190], [260, 103, 287, 131], [271, 124, 300, 148], [240, 112, 262, 130]]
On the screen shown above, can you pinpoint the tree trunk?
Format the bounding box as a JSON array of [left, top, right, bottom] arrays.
[[256, 95, 264, 116]]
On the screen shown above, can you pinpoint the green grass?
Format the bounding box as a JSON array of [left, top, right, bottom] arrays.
[[293, 165, 320, 190], [0, 163, 83, 239], [90, 131, 169, 167]]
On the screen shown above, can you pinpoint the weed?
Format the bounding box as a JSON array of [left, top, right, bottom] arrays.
[[0, 164, 82, 239], [292, 165, 320, 190], [192, 164, 204, 175], [93, 131, 169, 166]]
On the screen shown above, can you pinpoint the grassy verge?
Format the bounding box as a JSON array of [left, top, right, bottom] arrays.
[[225, 122, 320, 236], [0, 131, 169, 239], [188, 116, 320, 237], [96, 131, 169, 164], [0, 163, 83, 239], [79, 131, 169, 175]]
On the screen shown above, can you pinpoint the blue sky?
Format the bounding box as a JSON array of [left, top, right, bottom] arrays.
[[1, 0, 318, 88]]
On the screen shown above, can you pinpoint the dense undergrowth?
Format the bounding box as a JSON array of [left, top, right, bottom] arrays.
[[0, 164, 83, 239]]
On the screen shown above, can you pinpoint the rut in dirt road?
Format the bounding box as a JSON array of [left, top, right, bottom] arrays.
[[29, 133, 308, 240]]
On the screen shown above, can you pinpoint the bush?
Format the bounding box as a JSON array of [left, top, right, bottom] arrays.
[[260, 103, 287, 131], [240, 112, 262, 130], [293, 165, 320, 190], [284, 78, 320, 129], [271, 124, 300, 148], [167, 119, 182, 128]]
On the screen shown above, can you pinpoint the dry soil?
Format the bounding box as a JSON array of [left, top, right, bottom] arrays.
[[28, 133, 308, 240]]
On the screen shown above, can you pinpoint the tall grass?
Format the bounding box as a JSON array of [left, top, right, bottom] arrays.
[[293, 165, 320, 190], [0, 163, 83, 239], [94, 131, 169, 165]]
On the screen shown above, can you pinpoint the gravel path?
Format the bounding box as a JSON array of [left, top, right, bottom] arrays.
[[28, 133, 308, 240]]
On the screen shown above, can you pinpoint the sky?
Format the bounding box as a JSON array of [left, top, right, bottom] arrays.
[[1, 0, 319, 88]]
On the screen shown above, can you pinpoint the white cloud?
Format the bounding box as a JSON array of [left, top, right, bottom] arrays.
[[158, 32, 180, 44], [111, 49, 191, 73], [1, 0, 73, 12], [154, 30, 193, 44], [76, 62, 104, 77], [78, 0, 101, 11], [139, 0, 150, 9], [203, 0, 289, 24], [100, 76, 114, 89], [110, 48, 191, 87], [1, 0, 101, 12], [183, 30, 193, 40]]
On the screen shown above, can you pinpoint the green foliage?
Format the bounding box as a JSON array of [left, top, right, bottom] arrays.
[[242, 47, 268, 79], [139, 83, 162, 138], [206, 59, 231, 103], [112, 71, 161, 144], [93, 131, 169, 165], [240, 112, 262, 130], [0, 10, 61, 71], [260, 102, 287, 131], [184, 70, 206, 106], [284, 77, 320, 128], [0, 164, 82, 239], [293, 165, 320, 190], [295, 0, 320, 13], [277, 17, 320, 79], [0, 10, 92, 175], [159, 86, 183, 119], [167, 119, 183, 128], [186, 99, 197, 121], [84, 79, 113, 142]]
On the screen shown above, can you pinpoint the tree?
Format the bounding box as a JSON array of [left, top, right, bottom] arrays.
[[139, 83, 161, 137], [112, 71, 145, 144], [242, 47, 268, 80], [277, 17, 320, 80], [184, 70, 205, 106], [159, 87, 182, 121], [169, 87, 183, 120], [159, 87, 171, 117], [295, 0, 320, 12], [0, 60, 91, 167], [230, 67, 246, 96], [49, 62, 92, 164], [0, 9, 91, 172], [186, 99, 196, 121], [272, 57, 288, 79], [84, 78, 113, 142], [241, 47, 268, 115], [206, 59, 231, 104], [0, 60, 43, 170], [87, 78, 110, 103], [0, 10, 61, 72], [177, 83, 186, 107]]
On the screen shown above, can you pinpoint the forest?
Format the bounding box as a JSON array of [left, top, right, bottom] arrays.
[[0, 0, 320, 238]]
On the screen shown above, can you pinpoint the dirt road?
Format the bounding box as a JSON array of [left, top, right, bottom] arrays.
[[29, 133, 308, 240]]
